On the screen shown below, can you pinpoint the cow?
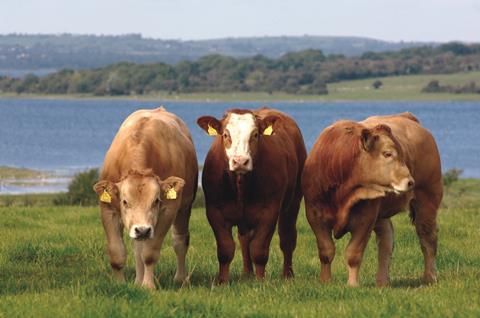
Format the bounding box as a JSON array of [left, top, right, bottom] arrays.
[[302, 112, 442, 287], [93, 107, 198, 289], [197, 107, 306, 283]]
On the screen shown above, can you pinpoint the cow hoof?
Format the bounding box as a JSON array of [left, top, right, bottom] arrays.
[[173, 273, 190, 285], [319, 276, 332, 284], [282, 270, 294, 279], [376, 279, 390, 287], [424, 273, 437, 285], [215, 276, 229, 285], [142, 281, 156, 290]]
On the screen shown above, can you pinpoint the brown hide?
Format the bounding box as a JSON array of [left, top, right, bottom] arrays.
[[199, 107, 306, 281], [303, 112, 442, 239]]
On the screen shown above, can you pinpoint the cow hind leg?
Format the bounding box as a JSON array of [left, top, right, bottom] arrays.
[[278, 197, 301, 278], [238, 231, 254, 276], [305, 203, 335, 283], [374, 218, 394, 287], [412, 189, 440, 284]]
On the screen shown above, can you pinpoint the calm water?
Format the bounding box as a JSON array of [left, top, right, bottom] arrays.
[[0, 98, 479, 193]]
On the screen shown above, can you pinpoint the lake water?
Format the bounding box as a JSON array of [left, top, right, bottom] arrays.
[[0, 98, 479, 193]]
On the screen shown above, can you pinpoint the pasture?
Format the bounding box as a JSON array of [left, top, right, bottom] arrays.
[[0, 179, 479, 317]]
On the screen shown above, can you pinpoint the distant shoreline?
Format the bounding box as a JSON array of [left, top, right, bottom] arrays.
[[1, 91, 480, 103], [2, 71, 480, 102]]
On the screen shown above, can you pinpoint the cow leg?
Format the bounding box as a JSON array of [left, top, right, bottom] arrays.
[[172, 207, 191, 283], [140, 235, 167, 289], [140, 210, 175, 289], [100, 205, 126, 282], [133, 240, 144, 285], [207, 206, 235, 284], [345, 200, 379, 287], [250, 222, 276, 279], [374, 218, 394, 287], [278, 196, 301, 278], [238, 231, 254, 276], [413, 189, 440, 284], [305, 203, 335, 283]]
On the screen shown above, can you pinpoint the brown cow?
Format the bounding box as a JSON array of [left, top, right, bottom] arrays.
[[197, 107, 306, 283], [302, 112, 442, 287], [93, 107, 198, 289]]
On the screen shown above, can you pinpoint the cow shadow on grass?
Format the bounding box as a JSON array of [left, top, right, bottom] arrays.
[[390, 277, 425, 288]]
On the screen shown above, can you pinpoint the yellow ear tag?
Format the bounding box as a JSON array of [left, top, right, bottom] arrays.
[[100, 190, 112, 203], [207, 124, 218, 136], [166, 188, 177, 200], [263, 124, 273, 136]]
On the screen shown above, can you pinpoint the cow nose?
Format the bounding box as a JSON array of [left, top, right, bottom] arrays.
[[407, 178, 415, 190], [233, 156, 249, 167], [134, 226, 152, 240]]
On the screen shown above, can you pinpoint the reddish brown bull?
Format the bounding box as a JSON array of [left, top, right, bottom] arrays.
[[302, 112, 442, 287], [197, 107, 306, 283]]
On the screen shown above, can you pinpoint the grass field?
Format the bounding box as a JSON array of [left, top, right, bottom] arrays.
[[0, 179, 479, 317], [1, 71, 480, 102]]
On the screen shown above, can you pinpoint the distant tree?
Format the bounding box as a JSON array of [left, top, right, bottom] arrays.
[[422, 80, 444, 93], [372, 80, 383, 89]]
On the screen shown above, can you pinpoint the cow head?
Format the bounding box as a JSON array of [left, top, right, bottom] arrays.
[[357, 124, 414, 194], [197, 109, 278, 173], [93, 171, 185, 240]]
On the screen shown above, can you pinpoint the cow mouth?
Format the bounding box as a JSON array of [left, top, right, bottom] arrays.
[[392, 185, 410, 194]]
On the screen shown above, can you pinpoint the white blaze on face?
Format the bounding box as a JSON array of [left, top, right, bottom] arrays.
[[225, 113, 256, 172]]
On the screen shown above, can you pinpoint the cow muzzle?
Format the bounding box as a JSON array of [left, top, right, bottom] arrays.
[[392, 177, 415, 194], [230, 155, 252, 173], [130, 224, 154, 240]]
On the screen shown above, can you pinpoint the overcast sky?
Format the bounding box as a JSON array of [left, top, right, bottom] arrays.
[[1, 0, 479, 42]]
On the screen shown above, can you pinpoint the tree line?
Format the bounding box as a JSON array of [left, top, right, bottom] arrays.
[[1, 42, 479, 96]]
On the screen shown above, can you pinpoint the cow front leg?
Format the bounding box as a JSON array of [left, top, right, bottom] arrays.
[[133, 240, 144, 285], [250, 223, 276, 279], [238, 230, 254, 276], [306, 203, 335, 283], [100, 205, 126, 282], [141, 236, 166, 289], [374, 218, 394, 287], [345, 200, 379, 287], [207, 206, 235, 284]]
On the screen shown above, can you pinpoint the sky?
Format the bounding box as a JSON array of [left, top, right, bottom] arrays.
[[0, 0, 479, 42]]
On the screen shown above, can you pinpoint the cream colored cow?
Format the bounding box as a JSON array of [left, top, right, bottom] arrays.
[[94, 107, 198, 289]]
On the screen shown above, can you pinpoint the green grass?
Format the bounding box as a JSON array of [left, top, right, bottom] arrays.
[[0, 180, 479, 317], [1, 71, 480, 102]]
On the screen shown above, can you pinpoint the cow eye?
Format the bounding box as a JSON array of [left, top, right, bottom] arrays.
[[153, 198, 160, 205], [253, 132, 259, 139], [383, 152, 393, 158], [122, 200, 128, 206]]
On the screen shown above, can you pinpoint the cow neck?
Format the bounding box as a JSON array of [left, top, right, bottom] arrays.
[[235, 173, 246, 209]]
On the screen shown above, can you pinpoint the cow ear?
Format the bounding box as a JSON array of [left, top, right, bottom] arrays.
[[259, 115, 280, 136], [197, 116, 222, 136], [93, 180, 119, 204], [361, 128, 378, 152], [374, 124, 392, 134], [159, 176, 186, 200]]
